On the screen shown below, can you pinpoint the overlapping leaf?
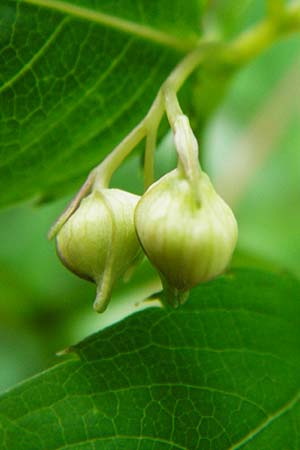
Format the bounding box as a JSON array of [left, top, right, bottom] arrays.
[[0, 269, 299, 449]]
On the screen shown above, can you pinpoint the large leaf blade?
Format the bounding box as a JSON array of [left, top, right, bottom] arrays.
[[0, 0, 201, 207], [0, 269, 299, 449]]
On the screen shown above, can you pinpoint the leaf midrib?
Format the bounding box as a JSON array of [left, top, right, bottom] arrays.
[[230, 390, 300, 449], [22, 0, 197, 52]]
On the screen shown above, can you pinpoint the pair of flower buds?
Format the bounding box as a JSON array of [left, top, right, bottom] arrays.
[[56, 164, 238, 313]]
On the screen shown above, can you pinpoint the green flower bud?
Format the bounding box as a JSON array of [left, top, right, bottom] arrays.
[[134, 169, 238, 306], [56, 189, 142, 312]]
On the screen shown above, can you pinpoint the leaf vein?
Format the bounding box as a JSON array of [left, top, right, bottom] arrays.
[[230, 390, 300, 449], [0, 39, 134, 169], [22, 0, 195, 52], [54, 435, 187, 450], [0, 17, 68, 95], [38, 51, 169, 174]]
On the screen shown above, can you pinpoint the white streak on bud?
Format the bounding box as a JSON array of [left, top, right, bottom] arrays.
[[174, 115, 199, 179], [134, 169, 238, 306], [56, 189, 142, 313]]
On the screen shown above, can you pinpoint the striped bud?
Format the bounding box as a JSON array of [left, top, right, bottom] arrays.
[[135, 169, 238, 306], [56, 189, 142, 312]]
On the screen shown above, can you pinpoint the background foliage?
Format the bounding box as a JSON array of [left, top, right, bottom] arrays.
[[0, 0, 300, 449]]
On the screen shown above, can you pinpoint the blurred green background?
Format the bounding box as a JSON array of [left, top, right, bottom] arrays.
[[1, 4, 299, 393]]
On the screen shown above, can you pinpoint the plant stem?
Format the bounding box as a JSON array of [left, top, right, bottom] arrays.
[[91, 4, 300, 190], [48, 170, 96, 239], [163, 84, 184, 126], [163, 85, 201, 201], [93, 120, 147, 189], [223, 4, 300, 66], [93, 44, 211, 189], [143, 95, 164, 189], [144, 126, 158, 189]]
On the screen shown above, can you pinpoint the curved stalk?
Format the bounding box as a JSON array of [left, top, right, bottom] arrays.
[[49, 3, 300, 239]]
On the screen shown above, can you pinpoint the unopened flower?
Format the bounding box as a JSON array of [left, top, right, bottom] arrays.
[[56, 189, 142, 312], [134, 169, 238, 306]]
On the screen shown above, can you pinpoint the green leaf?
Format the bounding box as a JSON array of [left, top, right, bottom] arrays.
[[0, 0, 201, 207], [1, 268, 300, 449]]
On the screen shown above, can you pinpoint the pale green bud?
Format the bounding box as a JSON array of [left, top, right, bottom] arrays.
[[134, 169, 238, 306], [56, 189, 142, 312]]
